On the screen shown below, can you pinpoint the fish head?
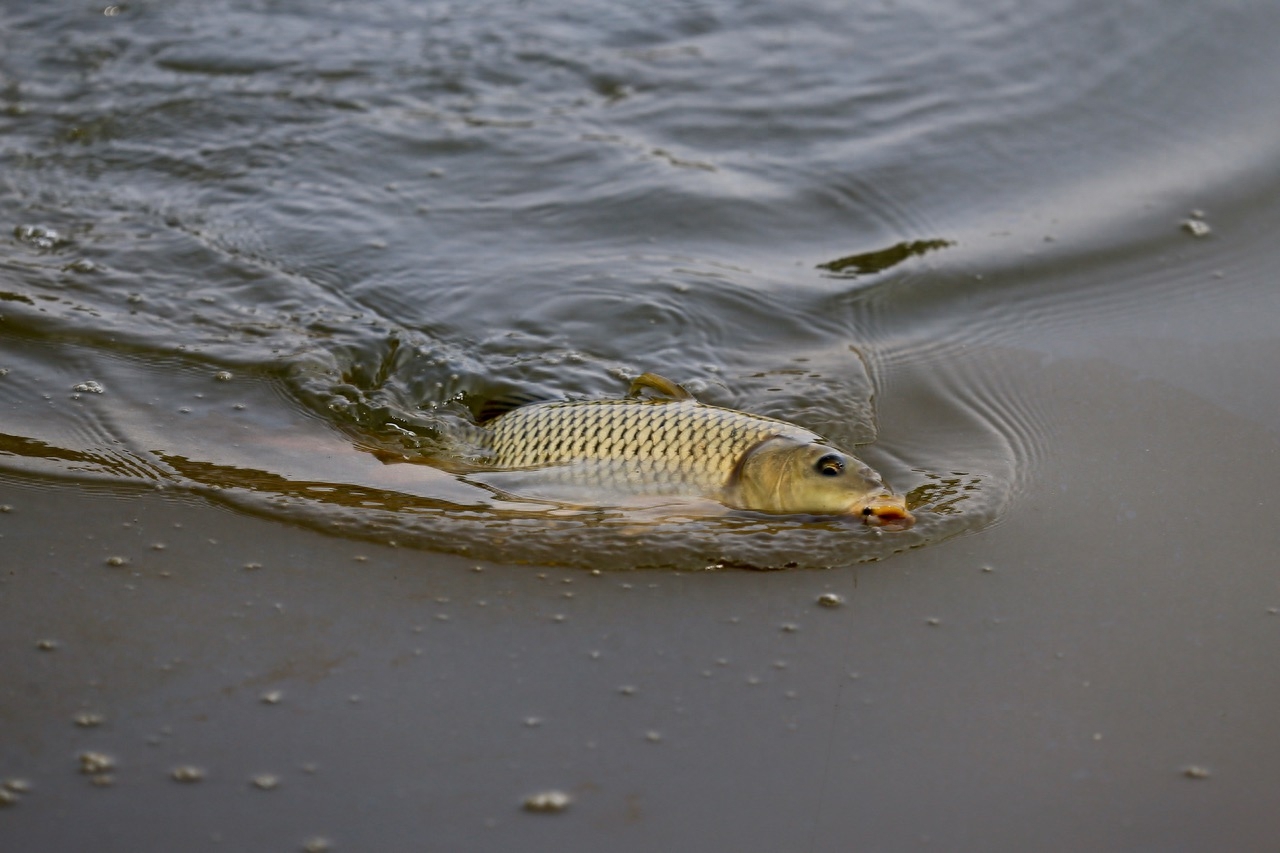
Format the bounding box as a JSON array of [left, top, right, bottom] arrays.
[[731, 437, 913, 527]]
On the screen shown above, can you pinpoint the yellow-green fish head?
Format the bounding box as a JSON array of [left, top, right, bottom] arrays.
[[729, 437, 913, 527]]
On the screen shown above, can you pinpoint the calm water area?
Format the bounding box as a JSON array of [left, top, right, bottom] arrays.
[[2, 0, 1279, 849]]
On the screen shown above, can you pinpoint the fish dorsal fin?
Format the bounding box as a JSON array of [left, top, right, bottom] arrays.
[[627, 372, 695, 402], [476, 390, 554, 423]]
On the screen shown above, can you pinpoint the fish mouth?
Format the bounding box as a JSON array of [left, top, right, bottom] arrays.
[[859, 497, 914, 530]]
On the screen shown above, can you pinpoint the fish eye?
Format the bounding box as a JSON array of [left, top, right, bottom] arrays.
[[814, 453, 844, 477]]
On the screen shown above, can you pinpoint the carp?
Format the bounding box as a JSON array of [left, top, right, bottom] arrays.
[[466, 373, 911, 526]]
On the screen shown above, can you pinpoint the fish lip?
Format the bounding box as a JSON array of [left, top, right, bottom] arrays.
[[857, 497, 914, 530]]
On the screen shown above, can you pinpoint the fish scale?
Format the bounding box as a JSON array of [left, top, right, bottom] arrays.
[[480, 397, 819, 494]]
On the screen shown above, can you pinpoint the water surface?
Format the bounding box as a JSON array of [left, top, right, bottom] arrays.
[[2, 0, 1279, 849]]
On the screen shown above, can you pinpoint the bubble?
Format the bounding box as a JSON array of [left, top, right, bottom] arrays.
[[214, 370, 233, 381], [303, 838, 333, 853], [72, 380, 105, 394], [79, 752, 115, 775], [816, 592, 844, 607], [251, 774, 281, 790], [522, 790, 571, 813], [36, 639, 59, 651], [1182, 765, 1211, 780], [14, 224, 65, 250], [74, 712, 105, 728], [260, 690, 284, 705], [1180, 218, 1211, 238], [171, 766, 205, 783], [105, 556, 128, 567]]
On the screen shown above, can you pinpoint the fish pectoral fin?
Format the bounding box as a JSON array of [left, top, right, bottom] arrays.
[[627, 372, 695, 402]]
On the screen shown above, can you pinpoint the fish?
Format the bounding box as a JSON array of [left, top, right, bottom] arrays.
[[464, 372, 912, 527]]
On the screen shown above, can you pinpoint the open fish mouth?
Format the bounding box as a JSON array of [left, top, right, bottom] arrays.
[[860, 498, 914, 530]]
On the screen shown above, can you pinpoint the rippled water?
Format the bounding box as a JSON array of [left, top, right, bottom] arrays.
[[4, 0, 1279, 571]]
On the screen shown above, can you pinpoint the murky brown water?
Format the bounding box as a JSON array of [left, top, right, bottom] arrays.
[[3, 0, 1279, 849]]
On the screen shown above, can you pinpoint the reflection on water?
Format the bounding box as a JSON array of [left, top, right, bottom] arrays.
[[905, 472, 983, 518], [817, 239, 954, 278]]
